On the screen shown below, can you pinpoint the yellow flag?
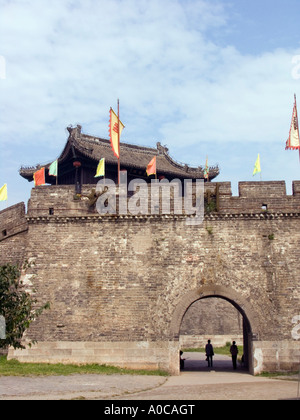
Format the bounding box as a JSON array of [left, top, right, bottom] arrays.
[[95, 158, 105, 177], [253, 154, 261, 176], [109, 108, 125, 159], [0, 184, 7, 201], [204, 156, 209, 180]]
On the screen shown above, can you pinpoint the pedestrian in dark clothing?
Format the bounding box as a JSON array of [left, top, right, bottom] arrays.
[[205, 340, 214, 368], [180, 351, 185, 370], [230, 341, 238, 370]]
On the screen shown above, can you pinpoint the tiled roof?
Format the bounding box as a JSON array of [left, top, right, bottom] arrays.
[[20, 125, 219, 181]]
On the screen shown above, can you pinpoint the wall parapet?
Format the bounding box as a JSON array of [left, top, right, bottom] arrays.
[[0, 202, 27, 240], [26, 180, 300, 218], [0, 202, 28, 265]]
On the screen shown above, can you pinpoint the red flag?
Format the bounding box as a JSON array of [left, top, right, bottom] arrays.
[[33, 167, 45, 186], [146, 156, 156, 176]]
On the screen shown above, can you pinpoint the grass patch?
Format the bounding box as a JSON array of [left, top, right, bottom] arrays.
[[0, 356, 168, 377], [258, 371, 299, 378]]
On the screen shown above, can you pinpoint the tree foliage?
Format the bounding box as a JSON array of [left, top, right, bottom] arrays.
[[0, 263, 50, 349]]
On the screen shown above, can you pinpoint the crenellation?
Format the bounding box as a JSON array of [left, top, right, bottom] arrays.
[[238, 181, 287, 198], [0, 202, 28, 265], [293, 180, 300, 195], [25, 181, 300, 219]]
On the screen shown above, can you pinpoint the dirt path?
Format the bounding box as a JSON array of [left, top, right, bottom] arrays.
[[0, 353, 298, 400]]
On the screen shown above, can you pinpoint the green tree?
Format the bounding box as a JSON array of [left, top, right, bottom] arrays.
[[0, 263, 50, 349]]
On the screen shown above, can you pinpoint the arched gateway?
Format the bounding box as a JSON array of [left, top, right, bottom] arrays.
[[170, 285, 259, 374]]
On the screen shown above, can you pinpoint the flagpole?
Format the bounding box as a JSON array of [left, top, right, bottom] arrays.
[[118, 99, 120, 186]]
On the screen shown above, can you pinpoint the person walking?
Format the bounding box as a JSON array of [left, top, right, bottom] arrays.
[[205, 340, 214, 368], [180, 351, 186, 370], [230, 341, 239, 370]]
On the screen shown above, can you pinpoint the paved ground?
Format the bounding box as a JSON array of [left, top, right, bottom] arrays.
[[0, 353, 299, 400]]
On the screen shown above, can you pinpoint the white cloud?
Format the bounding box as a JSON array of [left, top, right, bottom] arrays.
[[0, 0, 299, 208], [0, 0, 298, 150]]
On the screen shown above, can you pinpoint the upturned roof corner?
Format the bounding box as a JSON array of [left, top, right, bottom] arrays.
[[20, 125, 220, 184]]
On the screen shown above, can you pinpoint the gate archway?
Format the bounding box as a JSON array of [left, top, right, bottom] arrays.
[[170, 285, 260, 375]]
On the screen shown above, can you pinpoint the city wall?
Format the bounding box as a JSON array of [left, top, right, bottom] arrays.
[[1, 180, 300, 374]]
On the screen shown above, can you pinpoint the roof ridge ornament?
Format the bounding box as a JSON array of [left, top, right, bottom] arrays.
[[67, 124, 82, 139], [156, 142, 169, 154]]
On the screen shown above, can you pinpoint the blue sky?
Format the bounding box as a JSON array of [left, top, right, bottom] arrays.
[[0, 0, 300, 209]]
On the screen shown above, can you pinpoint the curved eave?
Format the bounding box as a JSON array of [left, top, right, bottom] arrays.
[[19, 163, 220, 182], [19, 162, 53, 183], [19, 127, 220, 182]]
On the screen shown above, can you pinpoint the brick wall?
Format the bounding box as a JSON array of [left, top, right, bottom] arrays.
[[4, 181, 300, 374], [180, 299, 243, 336], [23, 213, 299, 340]]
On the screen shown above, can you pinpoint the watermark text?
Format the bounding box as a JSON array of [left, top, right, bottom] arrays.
[[291, 315, 300, 340], [94, 173, 204, 225], [0, 315, 6, 339]]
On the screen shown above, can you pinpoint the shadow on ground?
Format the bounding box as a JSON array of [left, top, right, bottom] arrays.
[[181, 352, 249, 374]]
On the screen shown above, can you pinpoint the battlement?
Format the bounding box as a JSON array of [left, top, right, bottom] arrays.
[[238, 181, 288, 198], [0, 202, 28, 265], [25, 180, 300, 219], [221, 181, 300, 214], [0, 202, 27, 240]]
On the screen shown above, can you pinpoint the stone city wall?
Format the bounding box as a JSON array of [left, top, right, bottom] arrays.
[[2, 181, 300, 374]]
